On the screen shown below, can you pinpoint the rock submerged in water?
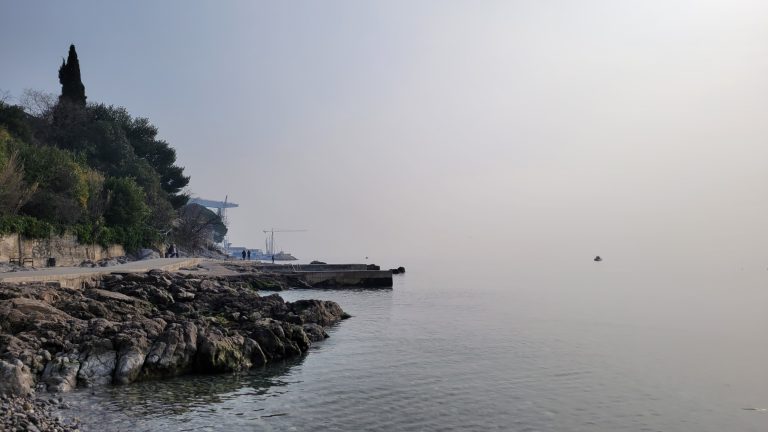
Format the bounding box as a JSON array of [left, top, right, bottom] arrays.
[[0, 271, 349, 396]]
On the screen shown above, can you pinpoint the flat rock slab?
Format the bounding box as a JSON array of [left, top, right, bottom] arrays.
[[85, 288, 137, 303], [8, 298, 64, 314]]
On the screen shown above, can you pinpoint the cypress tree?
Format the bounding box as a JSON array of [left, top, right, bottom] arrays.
[[58, 44, 86, 107]]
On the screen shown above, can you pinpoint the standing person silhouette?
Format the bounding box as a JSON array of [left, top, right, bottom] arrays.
[[271, 255, 275, 264], [247, 249, 251, 260], [241, 250, 246, 260]]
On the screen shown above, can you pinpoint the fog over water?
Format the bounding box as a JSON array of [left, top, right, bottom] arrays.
[[62, 264, 768, 431], [3, 3, 768, 428], [2, 0, 768, 267]]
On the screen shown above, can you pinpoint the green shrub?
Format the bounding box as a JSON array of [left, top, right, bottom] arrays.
[[95, 224, 157, 251], [0, 216, 160, 251], [104, 177, 149, 227], [0, 215, 53, 238], [13, 142, 92, 225], [73, 222, 95, 244], [16, 143, 88, 199]]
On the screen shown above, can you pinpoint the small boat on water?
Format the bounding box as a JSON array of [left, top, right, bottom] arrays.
[[594, 256, 602, 262]]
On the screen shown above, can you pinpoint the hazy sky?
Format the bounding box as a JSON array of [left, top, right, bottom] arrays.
[[2, 0, 768, 268]]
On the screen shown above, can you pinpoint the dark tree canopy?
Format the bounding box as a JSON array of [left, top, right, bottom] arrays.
[[0, 44, 195, 251], [103, 177, 148, 227], [0, 103, 33, 143], [58, 45, 86, 107], [88, 104, 190, 207]]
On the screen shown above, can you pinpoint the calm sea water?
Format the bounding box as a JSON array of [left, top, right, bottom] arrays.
[[62, 259, 768, 431]]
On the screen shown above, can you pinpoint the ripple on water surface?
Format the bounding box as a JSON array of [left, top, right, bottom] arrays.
[[63, 270, 768, 431]]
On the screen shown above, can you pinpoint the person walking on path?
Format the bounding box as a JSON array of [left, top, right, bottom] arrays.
[[241, 250, 246, 260], [166, 244, 178, 258], [271, 255, 275, 264], [247, 250, 251, 260]]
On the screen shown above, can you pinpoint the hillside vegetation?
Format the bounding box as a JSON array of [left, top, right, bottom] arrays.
[[0, 45, 200, 251]]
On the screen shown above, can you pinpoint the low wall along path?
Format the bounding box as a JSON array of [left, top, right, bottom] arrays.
[[0, 233, 126, 268]]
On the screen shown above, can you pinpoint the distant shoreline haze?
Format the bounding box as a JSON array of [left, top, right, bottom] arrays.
[[2, 1, 767, 267]]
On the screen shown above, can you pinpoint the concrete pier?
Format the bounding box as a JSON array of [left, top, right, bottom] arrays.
[[253, 263, 376, 272], [250, 263, 393, 288], [293, 270, 393, 289]]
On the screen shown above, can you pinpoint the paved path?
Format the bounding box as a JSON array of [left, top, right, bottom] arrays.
[[0, 257, 204, 286], [177, 260, 241, 277]]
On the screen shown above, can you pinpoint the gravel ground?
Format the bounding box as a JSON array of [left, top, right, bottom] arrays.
[[1, 393, 80, 431]]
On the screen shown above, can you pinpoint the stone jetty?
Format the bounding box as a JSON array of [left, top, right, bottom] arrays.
[[248, 263, 394, 288]]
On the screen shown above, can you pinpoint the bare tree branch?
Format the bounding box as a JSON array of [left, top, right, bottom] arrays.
[[19, 89, 57, 119], [173, 204, 225, 253], [0, 89, 12, 104]]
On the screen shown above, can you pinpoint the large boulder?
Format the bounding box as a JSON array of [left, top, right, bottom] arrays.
[[244, 338, 267, 366], [0, 297, 74, 326], [141, 322, 198, 378], [0, 359, 34, 396], [248, 319, 307, 361], [302, 323, 328, 342], [113, 331, 149, 385], [77, 339, 117, 387], [196, 329, 250, 373], [249, 319, 288, 361], [281, 322, 311, 353], [41, 353, 80, 392], [289, 299, 349, 326], [143, 285, 175, 307]]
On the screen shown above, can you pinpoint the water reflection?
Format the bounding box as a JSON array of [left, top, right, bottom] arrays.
[[63, 355, 307, 430], [57, 270, 768, 432]]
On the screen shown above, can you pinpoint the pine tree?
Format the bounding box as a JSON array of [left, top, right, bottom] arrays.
[[58, 44, 86, 106]]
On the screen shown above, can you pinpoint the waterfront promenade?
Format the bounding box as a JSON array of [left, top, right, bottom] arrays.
[[0, 258, 394, 289], [0, 258, 203, 287]]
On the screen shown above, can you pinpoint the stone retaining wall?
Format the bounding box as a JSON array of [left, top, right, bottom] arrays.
[[0, 233, 125, 267]]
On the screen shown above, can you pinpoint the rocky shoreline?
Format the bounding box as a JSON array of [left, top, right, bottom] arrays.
[[0, 270, 349, 429], [1, 393, 80, 431]]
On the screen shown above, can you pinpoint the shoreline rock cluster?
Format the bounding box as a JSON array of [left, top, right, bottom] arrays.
[[78, 256, 133, 268], [0, 270, 349, 399], [1, 393, 80, 431]]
